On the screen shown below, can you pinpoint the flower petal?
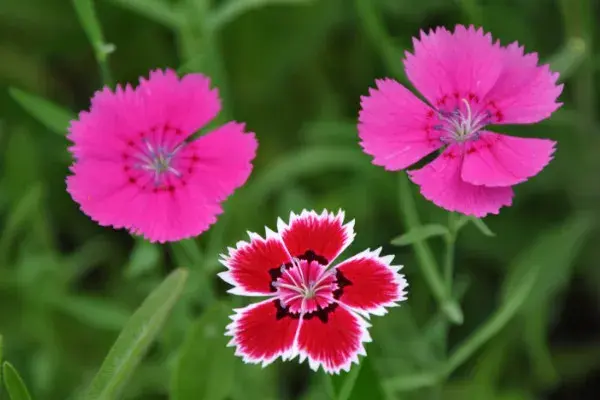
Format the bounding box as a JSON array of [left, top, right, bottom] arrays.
[[335, 249, 408, 316], [408, 145, 514, 217], [404, 25, 504, 111], [482, 43, 563, 124], [226, 299, 301, 366], [278, 210, 355, 265], [181, 122, 257, 202], [138, 69, 221, 138], [219, 229, 292, 296], [358, 78, 443, 170], [68, 121, 257, 243], [297, 305, 371, 374], [69, 85, 142, 161], [461, 131, 556, 187]]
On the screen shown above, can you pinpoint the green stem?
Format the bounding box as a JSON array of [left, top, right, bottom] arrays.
[[323, 372, 337, 400], [398, 174, 463, 324], [354, 0, 407, 83], [443, 213, 457, 292]]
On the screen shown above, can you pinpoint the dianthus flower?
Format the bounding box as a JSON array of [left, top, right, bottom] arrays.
[[67, 69, 257, 242], [358, 25, 562, 217], [219, 210, 407, 374]]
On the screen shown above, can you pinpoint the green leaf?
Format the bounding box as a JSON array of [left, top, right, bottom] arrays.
[[456, 215, 496, 237], [3, 362, 32, 400], [445, 262, 541, 374], [83, 268, 188, 400], [241, 147, 371, 214], [55, 295, 131, 331], [501, 215, 592, 311], [0, 183, 43, 261], [208, 0, 314, 32], [71, 0, 113, 83], [124, 239, 161, 279], [390, 224, 449, 246], [9, 87, 74, 135], [170, 302, 234, 400], [548, 36, 587, 79], [338, 359, 384, 400]]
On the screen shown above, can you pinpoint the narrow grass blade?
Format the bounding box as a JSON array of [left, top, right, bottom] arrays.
[[3, 362, 32, 400], [9, 87, 74, 135], [83, 268, 188, 400]]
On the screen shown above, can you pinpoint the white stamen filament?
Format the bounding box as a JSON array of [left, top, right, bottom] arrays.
[[436, 98, 490, 143]]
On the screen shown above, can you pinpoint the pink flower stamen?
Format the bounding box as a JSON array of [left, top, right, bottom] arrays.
[[274, 260, 337, 314]]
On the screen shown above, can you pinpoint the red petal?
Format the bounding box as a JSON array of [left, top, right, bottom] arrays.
[[297, 305, 370, 374], [219, 229, 292, 295], [335, 249, 408, 315], [278, 210, 355, 265], [226, 299, 300, 366]]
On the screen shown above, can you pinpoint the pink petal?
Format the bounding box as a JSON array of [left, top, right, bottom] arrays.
[[358, 78, 443, 170], [462, 131, 556, 187], [408, 145, 514, 217], [69, 85, 143, 160], [278, 210, 355, 265], [137, 69, 221, 137], [226, 299, 301, 366], [219, 230, 292, 296], [404, 25, 504, 111], [297, 305, 370, 374], [181, 122, 258, 202], [67, 122, 257, 243], [482, 43, 563, 124], [335, 249, 407, 316]]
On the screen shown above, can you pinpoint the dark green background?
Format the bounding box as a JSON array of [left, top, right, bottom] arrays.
[[0, 0, 599, 399]]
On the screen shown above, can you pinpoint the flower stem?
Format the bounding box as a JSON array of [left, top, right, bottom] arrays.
[[443, 213, 458, 292], [398, 174, 463, 324], [323, 371, 337, 400]]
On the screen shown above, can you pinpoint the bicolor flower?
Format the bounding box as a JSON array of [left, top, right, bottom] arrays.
[[67, 69, 257, 243], [219, 210, 408, 374], [358, 25, 562, 217]]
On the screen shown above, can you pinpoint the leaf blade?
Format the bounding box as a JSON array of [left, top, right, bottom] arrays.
[[390, 224, 449, 246], [170, 302, 234, 400], [83, 268, 188, 400], [3, 362, 32, 400], [9, 87, 74, 135]]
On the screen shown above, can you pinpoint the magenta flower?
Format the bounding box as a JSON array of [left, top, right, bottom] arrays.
[[67, 69, 257, 243], [358, 25, 562, 217], [219, 210, 408, 374]]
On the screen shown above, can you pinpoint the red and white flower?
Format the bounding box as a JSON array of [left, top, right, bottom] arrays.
[[219, 210, 408, 374]]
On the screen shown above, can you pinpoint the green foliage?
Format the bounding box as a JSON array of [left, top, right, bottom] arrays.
[[83, 269, 188, 399], [1, 0, 599, 398], [8, 88, 73, 135], [170, 302, 234, 400], [3, 362, 33, 400]]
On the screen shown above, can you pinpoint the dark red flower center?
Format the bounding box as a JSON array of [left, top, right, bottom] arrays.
[[121, 124, 202, 193]]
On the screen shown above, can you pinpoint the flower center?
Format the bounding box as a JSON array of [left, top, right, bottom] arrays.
[[134, 139, 182, 186], [273, 259, 337, 314], [436, 99, 491, 143]]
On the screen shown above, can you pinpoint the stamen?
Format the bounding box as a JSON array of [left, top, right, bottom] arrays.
[[435, 98, 489, 143]]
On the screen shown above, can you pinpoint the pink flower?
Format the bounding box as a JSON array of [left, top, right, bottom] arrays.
[[219, 210, 408, 374], [358, 25, 562, 217], [66, 69, 257, 243]]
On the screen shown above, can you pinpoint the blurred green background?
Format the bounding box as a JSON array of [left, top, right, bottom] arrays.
[[1, 0, 599, 399]]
